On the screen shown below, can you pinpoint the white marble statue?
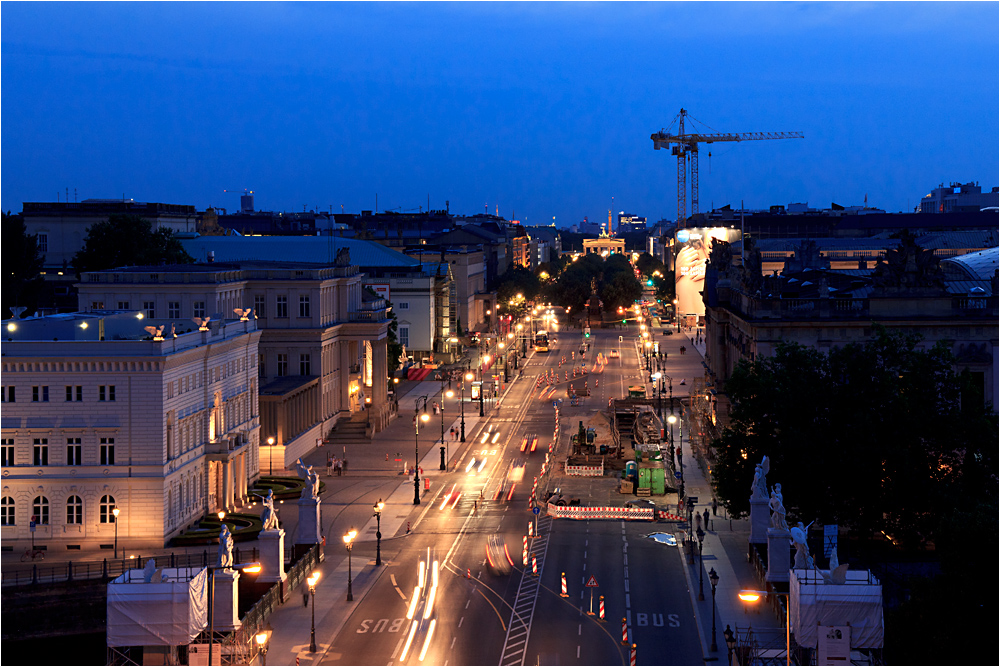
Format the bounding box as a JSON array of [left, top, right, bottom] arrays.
[[260, 490, 280, 531], [217, 525, 234, 569], [769, 484, 788, 531], [790, 521, 814, 569], [751, 455, 770, 501], [294, 457, 320, 500]]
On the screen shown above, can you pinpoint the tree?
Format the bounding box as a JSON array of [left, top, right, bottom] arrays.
[[72, 214, 193, 276], [599, 271, 642, 313], [710, 326, 997, 547], [496, 266, 540, 314], [1, 211, 44, 316], [635, 252, 664, 277]]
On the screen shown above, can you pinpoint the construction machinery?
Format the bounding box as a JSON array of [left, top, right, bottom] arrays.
[[652, 108, 803, 224]]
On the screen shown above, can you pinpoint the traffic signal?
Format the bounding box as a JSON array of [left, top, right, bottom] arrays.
[[646, 280, 653, 286]]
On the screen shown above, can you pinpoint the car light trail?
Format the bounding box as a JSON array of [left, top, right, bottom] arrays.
[[406, 586, 421, 619], [491, 431, 501, 444], [400, 618, 419, 660], [418, 619, 437, 662]]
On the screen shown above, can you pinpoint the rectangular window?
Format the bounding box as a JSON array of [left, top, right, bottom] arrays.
[[144, 301, 156, 318], [398, 302, 410, 310], [99, 385, 116, 402], [33, 438, 49, 466], [66, 438, 82, 466], [37, 233, 48, 253], [299, 295, 311, 318], [65, 386, 82, 402], [275, 295, 288, 318], [100, 438, 115, 466], [91, 301, 104, 310], [2, 386, 13, 403], [168, 302, 180, 319], [194, 301, 206, 318], [66, 386, 73, 402], [299, 354, 311, 376], [32, 386, 49, 402], [76, 386, 82, 401], [1, 439, 13, 466], [117, 301, 130, 310], [276, 354, 288, 377], [254, 295, 266, 318], [258, 353, 266, 378], [399, 326, 409, 347]]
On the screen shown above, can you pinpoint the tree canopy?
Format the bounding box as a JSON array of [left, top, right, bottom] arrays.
[[710, 326, 997, 548], [1, 211, 44, 316], [72, 214, 193, 276]]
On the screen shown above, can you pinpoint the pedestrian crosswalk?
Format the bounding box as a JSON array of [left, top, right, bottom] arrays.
[[499, 515, 553, 666]]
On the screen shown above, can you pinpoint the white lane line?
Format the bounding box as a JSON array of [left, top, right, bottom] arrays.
[[578, 624, 582, 635], [582, 563, 586, 571], [584, 550, 587, 558], [580, 590, 584, 599], [623, 554, 628, 566], [451, 637, 457, 650], [577, 646, 581, 659], [625, 593, 631, 607], [458, 617, 464, 628], [465, 599, 471, 609], [624, 579, 629, 593]]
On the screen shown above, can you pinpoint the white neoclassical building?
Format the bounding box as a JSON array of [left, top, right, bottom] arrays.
[[1, 311, 262, 553]]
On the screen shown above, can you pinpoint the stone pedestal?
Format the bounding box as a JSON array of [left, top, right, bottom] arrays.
[[748, 497, 770, 544], [766, 526, 791, 584], [211, 569, 241, 632], [295, 496, 322, 547], [258, 529, 286, 584]]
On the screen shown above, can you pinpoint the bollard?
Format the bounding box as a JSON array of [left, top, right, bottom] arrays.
[[532, 555, 538, 577], [630, 643, 637, 666], [528, 521, 533, 537], [560, 572, 570, 597], [621, 617, 628, 644], [523, 537, 529, 567], [599, 595, 606, 620], [467, 568, 471, 579]]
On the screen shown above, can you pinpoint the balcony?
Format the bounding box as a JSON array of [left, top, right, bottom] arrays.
[[349, 297, 388, 322]]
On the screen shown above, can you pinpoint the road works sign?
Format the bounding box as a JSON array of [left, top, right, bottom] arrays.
[[585, 575, 599, 588]]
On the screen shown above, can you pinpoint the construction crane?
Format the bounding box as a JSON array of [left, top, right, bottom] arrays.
[[652, 108, 803, 224]]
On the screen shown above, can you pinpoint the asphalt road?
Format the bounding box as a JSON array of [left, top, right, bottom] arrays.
[[316, 312, 701, 666]]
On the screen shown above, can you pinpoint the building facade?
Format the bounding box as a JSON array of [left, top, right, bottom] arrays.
[[1, 312, 262, 552]]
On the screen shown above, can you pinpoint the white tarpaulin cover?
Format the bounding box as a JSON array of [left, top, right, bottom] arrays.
[[790, 568, 884, 649], [107, 567, 208, 646]]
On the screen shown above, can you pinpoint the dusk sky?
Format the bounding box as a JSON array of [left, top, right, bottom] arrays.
[[3, 2, 998, 226]]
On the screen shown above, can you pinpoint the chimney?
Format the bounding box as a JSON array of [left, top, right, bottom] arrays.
[[207, 250, 215, 263]]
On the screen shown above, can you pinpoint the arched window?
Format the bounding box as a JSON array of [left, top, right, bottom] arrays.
[[100, 495, 117, 524], [0, 497, 14, 526], [66, 495, 83, 524], [33, 496, 50, 525]]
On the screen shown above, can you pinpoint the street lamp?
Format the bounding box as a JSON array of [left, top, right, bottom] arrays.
[[439, 376, 451, 471], [414, 398, 429, 505], [255, 630, 270, 665], [344, 528, 357, 601], [667, 414, 677, 463], [724, 625, 737, 666], [739, 590, 791, 666], [373, 500, 385, 566], [308, 571, 320, 651], [112, 507, 120, 558], [266, 436, 275, 475], [696, 526, 705, 600], [461, 368, 472, 442], [709, 568, 720, 652]]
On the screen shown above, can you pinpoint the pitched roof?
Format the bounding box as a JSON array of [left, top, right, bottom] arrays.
[[179, 235, 420, 269]]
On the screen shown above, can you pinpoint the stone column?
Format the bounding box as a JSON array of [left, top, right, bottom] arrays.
[[749, 496, 770, 544], [211, 569, 241, 631], [222, 460, 232, 512], [257, 529, 287, 584], [766, 525, 791, 584]]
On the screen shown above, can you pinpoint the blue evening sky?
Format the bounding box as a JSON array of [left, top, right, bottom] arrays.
[[2, 2, 997, 225]]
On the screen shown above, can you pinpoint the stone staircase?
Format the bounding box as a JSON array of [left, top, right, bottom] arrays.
[[325, 411, 369, 449]]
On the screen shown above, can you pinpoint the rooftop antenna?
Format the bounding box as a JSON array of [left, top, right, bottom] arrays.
[[74, 188, 78, 203]]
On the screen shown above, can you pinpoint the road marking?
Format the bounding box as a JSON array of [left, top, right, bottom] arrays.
[[582, 563, 586, 571], [626, 593, 631, 607], [451, 637, 457, 650], [623, 554, 628, 566], [577, 646, 581, 659], [458, 617, 464, 628], [584, 550, 587, 558], [466, 599, 471, 609], [624, 579, 629, 593], [578, 624, 582, 635]]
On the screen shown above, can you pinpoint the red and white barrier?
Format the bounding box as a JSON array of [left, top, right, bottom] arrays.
[[599, 595, 605, 620], [621, 617, 628, 644], [547, 505, 655, 521], [566, 463, 604, 477], [630, 643, 637, 666], [531, 555, 538, 577], [560, 572, 569, 597]]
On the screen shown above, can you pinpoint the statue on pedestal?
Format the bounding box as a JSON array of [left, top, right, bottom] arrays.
[[217, 525, 234, 569], [751, 456, 770, 501], [260, 490, 280, 531], [294, 457, 320, 500], [790, 521, 814, 569], [769, 483, 788, 531]]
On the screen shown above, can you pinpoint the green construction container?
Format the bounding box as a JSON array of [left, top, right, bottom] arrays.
[[650, 468, 666, 495], [638, 467, 652, 489]]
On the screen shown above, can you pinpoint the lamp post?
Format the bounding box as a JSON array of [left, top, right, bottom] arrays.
[[667, 414, 677, 464], [344, 528, 357, 601], [696, 526, 705, 600], [709, 567, 719, 652], [723, 625, 736, 666], [414, 397, 429, 505], [739, 590, 791, 666], [256, 630, 269, 665], [308, 571, 320, 651], [439, 376, 453, 471], [373, 500, 384, 566], [112, 507, 120, 559], [461, 368, 472, 442], [266, 436, 275, 475]]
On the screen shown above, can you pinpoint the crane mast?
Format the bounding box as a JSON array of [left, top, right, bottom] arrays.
[[652, 108, 803, 225]]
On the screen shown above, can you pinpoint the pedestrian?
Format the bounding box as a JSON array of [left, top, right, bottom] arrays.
[[695, 511, 702, 532], [473, 500, 477, 512], [703, 508, 710, 530], [712, 498, 718, 516]]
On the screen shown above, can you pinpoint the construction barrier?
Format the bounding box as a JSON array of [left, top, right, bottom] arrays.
[[630, 643, 637, 666], [532, 555, 538, 577], [655, 510, 686, 521], [560, 572, 569, 597], [547, 505, 655, 521], [599, 595, 605, 620], [566, 463, 604, 477], [621, 617, 628, 644]]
